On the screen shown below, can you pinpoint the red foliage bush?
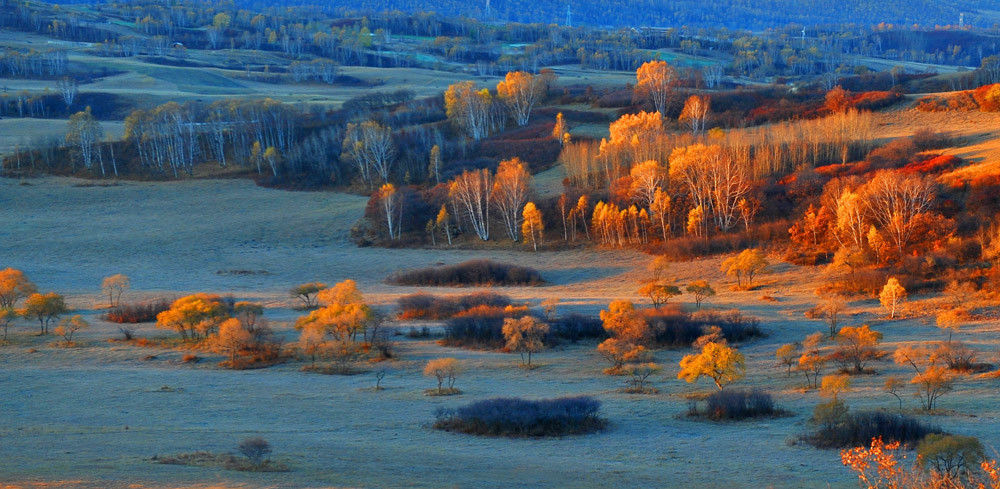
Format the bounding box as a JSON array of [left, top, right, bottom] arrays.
[[900, 154, 961, 174]]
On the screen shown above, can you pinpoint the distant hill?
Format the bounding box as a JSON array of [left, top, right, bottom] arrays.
[[223, 0, 995, 30]]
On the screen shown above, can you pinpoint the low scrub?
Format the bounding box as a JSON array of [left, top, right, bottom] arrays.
[[152, 451, 289, 472], [803, 410, 941, 449], [433, 396, 607, 437], [388, 260, 543, 287], [103, 300, 171, 324], [397, 292, 512, 320], [689, 389, 782, 421], [646, 307, 764, 347]]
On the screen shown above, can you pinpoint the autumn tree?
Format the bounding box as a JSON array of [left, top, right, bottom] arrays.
[[679, 94, 710, 134], [450, 168, 493, 241], [629, 160, 665, 209], [521, 202, 544, 251], [436, 205, 453, 245], [863, 171, 937, 260], [635, 60, 678, 116], [424, 357, 460, 394], [101, 274, 130, 308], [798, 332, 827, 389], [291, 282, 326, 309], [297, 324, 327, 367], [378, 183, 402, 240], [428, 144, 442, 184], [721, 249, 770, 290], [776, 343, 798, 375], [0, 268, 37, 308], [820, 374, 851, 402], [20, 292, 67, 335], [215, 317, 252, 365], [155, 293, 228, 341], [597, 300, 652, 374], [669, 143, 750, 233], [52, 315, 87, 345], [343, 120, 396, 186], [492, 158, 531, 241], [879, 277, 906, 319], [678, 341, 746, 390], [496, 71, 546, 126], [833, 324, 883, 374], [806, 296, 847, 337], [0, 308, 16, 343], [638, 282, 681, 308], [649, 188, 671, 242], [66, 106, 104, 172], [502, 316, 549, 367], [295, 280, 372, 343], [893, 345, 955, 411], [825, 86, 851, 113], [445, 81, 496, 140], [685, 280, 716, 309], [553, 112, 568, 144], [624, 362, 662, 393]]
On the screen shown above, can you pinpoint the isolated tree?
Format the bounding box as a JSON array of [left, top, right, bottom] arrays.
[[597, 300, 652, 374], [833, 324, 882, 374], [806, 296, 847, 337], [553, 112, 568, 143], [678, 341, 746, 390], [685, 280, 716, 309], [0, 268, 37, 308], [291, 282, 326, 309], [502, 316, 549, 367], [101, 274, 130, 308], [638, 282, 681, 308], [679, 94, 710, 134], [0, 308, 16, 343], [66, 107, 104, 172], [624, 362, 662, 393], [424, 357, 460, 394], [916, 434, 985, 481], [879, 277, 906, 319], [635, 60, 677, 116], [492, 158, 531, 241], [496, 71, 545, 126], [378, 183, 402, 240], [215, 317, 252, 365], [721, 249, 770, 290], [343, 120, 396, 185], [798, 332, 827, 389], [20, 292, 67, 335], [884, 376, 906, 412], [820, 374, 851, 402], [297, 280, 371, 344], [825, 86, 851, 113], [521, 202, 544, 251], [54, 314, 88, 344], [893, 345, 955, 411], [449, 168, 493, 241], [768, 339, 802, 374], [436, 205, 453, 245], [155, 293, 227, 340], [238, 437, 271, 468]]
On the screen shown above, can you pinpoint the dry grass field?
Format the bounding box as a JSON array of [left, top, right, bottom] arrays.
[[3, 177, 1000, 489]]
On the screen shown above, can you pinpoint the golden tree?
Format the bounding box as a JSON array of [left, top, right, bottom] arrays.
[[496, 71, 545, 126], [54, 314, 88, 344], [597, 300, 652, 374], [20, 292, 67, 335], [424, 357, 461, 394], [0, 268, 36, 308], [492, 158, 532, 241], [628, 160, 665, 209], [521, 202, 544, 251], [449, 168, 493, 241], [101, 274, 130, 308], [378, 183, 401, 240], [893, 345, 955, 411], [638, 282, 681, 308], [297, 324, 327, 367], [678, 94, 710, 134], [156, 294, 228, 341], [797, 332, 827, 389], [649, 188, 671, 242], [553, 112, 568, 143], [290, 282, 327, 309], [721, 248, 770, 290], [685, 280, 716, 309], [775, 343, 798, 375], [879, 277, 906, 319], [678, 341, 746, 390], [215, 317, 252, 365], [635, 60, 678, 116], [502, 316, 549, 367], [820, 374, 851, 402], [444, 81, 495, 140], [436, 205, 453, 245]]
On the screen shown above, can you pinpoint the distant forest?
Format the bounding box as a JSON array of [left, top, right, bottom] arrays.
[[198, 0, 990, 30]]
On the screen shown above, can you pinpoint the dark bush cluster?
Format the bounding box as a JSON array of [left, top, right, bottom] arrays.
[[388, 260, 544, 287], [442, 306, 515, 347], [397, 292, 512, 320], [646, 307, 764, 347], [805, 410, 942, 449], [546, 313, 606, 342], [700, 389, 778, 420], [103, 300, 171, 324], [433, 396, 607, 437]]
